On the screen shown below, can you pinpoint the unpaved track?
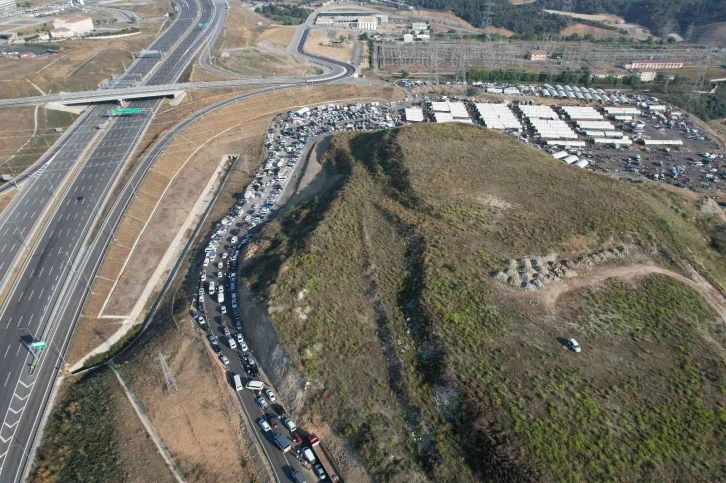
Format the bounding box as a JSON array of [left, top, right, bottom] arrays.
[[540, 262, 726, 322]]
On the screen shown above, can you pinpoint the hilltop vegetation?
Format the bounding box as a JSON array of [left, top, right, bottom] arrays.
[[241, 123, 726, 481], [412, 0, 726, 38]]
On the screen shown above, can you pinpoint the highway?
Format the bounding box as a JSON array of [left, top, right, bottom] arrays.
[[0, 0, 220, 479], [0, 2, 356, 480]]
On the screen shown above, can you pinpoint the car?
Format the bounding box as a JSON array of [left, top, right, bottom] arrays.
[[235, 320, 242, 331], [228, 337, 237, 349], [222, 326, 231, 337], [266, 413, 280, 427], [265, 389, 276, 402], [217, 262, 223, 269], [221, 306, 227, 314], [565, 338, 581, 353], [220, 354, 229, 365], [212, 344, 221, 354], [313, 463, 326, 480], [236, 333, 245, 345], [256, 396, 268, 409], [231, 236, 238, 244], [222, 252, 228, 259], [283, 418, 297, 432], [200, 273, 206, 282], [272, 403, 286, 416], [239, 341, 249, 352], [203, 258, 209, 267], [290, 469, 306, 483], [258, 418, 272, 432], [292, 432, 303, 445]]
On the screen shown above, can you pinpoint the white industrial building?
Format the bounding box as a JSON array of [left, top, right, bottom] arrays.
[[356, 16, 378, 31], [475, 103, 521, 130], [576, 120, 616, 131], [404, 107, 424, 122], [433, 111, 454, 123], [519, 104, 558, 120], [604, 107, 641, 116], [530, 119, 578, 139], [51, 16, 94, 38], [561, 106, 603, 120], [430, 101, 471, 122], [411, 21, 428, 31], [0, 0, 15, 14]]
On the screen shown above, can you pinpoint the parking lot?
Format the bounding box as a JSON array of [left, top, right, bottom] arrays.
[[395, 82, 725, 198]]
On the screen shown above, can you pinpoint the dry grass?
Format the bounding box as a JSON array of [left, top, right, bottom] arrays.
[[0, 21, 162, 98], [560, 23, 621, 40], [0, 190, 16, 215], [0, 107, 77, 177], [305, 29, 353, 63], [241, 123, 726, 482], [30, 367, 174, 482]]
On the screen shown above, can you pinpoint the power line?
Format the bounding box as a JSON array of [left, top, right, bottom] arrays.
[[158, 351, 178, 393]]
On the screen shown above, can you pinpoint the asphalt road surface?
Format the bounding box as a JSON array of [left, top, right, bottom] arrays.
[[0, 0, 220, 479]]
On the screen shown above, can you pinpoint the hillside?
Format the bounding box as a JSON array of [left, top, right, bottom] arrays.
[[240, 123, 726, 482]]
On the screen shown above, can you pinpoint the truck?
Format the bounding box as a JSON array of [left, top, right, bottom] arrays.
[[310, 437, 341, 482], [274, 434, 291, 453]]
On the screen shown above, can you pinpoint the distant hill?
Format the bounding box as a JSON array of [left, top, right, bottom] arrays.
[[412, 0, 726, 38], [242, 123, 726, 482], [696, 22, 726, 47]]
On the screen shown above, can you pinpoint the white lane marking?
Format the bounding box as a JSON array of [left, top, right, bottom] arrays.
[[3, 346, 9, 358], [3, 374, 9, 387]]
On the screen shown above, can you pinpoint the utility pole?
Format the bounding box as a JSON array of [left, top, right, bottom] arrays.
[[158, 351, 178, 393]]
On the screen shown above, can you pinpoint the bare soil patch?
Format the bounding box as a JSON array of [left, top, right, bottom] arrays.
[[560, 23, 621, 40], [305, 28, 353, 63]]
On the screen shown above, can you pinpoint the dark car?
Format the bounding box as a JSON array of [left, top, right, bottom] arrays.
[[266, 413, 280, 427], [212, 345, 221, 354], [272, 403, 286, 416]]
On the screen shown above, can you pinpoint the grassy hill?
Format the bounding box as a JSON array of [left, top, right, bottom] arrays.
[[241, 123, 726, 482]]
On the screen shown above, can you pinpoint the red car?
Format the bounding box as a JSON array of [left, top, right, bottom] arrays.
[[307, 433, 320, 446], [293, 432, 303, 445]]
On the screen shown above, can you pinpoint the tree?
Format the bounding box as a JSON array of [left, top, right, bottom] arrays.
[[401, 70, 410, 79]]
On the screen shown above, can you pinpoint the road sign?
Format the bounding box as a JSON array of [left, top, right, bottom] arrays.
[[110, 108, 142, 116], [30, 341, 48, 350]]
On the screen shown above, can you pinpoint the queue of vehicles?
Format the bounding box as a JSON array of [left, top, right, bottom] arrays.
[[190, 104, 393, 482]]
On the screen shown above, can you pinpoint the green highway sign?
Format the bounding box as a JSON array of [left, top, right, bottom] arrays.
[[30, 341, 48, 350], [111, 108, 142, 116]]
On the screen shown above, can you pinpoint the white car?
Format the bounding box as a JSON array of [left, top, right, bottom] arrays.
[[265, 389, 276, 402], [256, 396, 268, 409], [283, 418, 296, 432], [222, 252, 228, 259], [258, 418, 271, 432], [565, 338, 581, 353], [203, 258, 209, 267], [221, 306, 227, 314], [236, 333, 245, 345], [231, 236, 239, 244], [200, 273, 206, 282], [217, 262, 223, 269]]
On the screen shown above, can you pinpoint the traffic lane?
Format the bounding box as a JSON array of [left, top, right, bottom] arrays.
[[204, 242, 315, 481]]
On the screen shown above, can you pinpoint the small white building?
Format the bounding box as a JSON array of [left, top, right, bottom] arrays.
[[356, 16, 378, 31], [416, 34, 430, 42], [637, 71, 657, 82], [52, 16, 94, 37], [403, 33, 413, 43], [411, 21, 428, 32], [375, 14, 388, 24]]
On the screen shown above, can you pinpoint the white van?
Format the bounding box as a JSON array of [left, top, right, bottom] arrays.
[[233, 373, 243, 391], [228, 337, 237, 350], [217, 292, 224, 304], [245, 380, 265, 391], [302, 447, 316, 464]]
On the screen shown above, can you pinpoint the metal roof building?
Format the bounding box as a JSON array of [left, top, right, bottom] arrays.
[[404, 107, 424, 122], [475, 103, 521, 130]]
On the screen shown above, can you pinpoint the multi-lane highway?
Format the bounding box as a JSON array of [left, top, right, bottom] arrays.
[[0, 1, 357, 480], [0, 0, 222, 479]]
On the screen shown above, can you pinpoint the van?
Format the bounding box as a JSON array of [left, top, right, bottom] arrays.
[[232, 373, 243, 391], [302, 447, 316, 464], [245, 380, 265, 391], [228, 337, 237, 350]]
